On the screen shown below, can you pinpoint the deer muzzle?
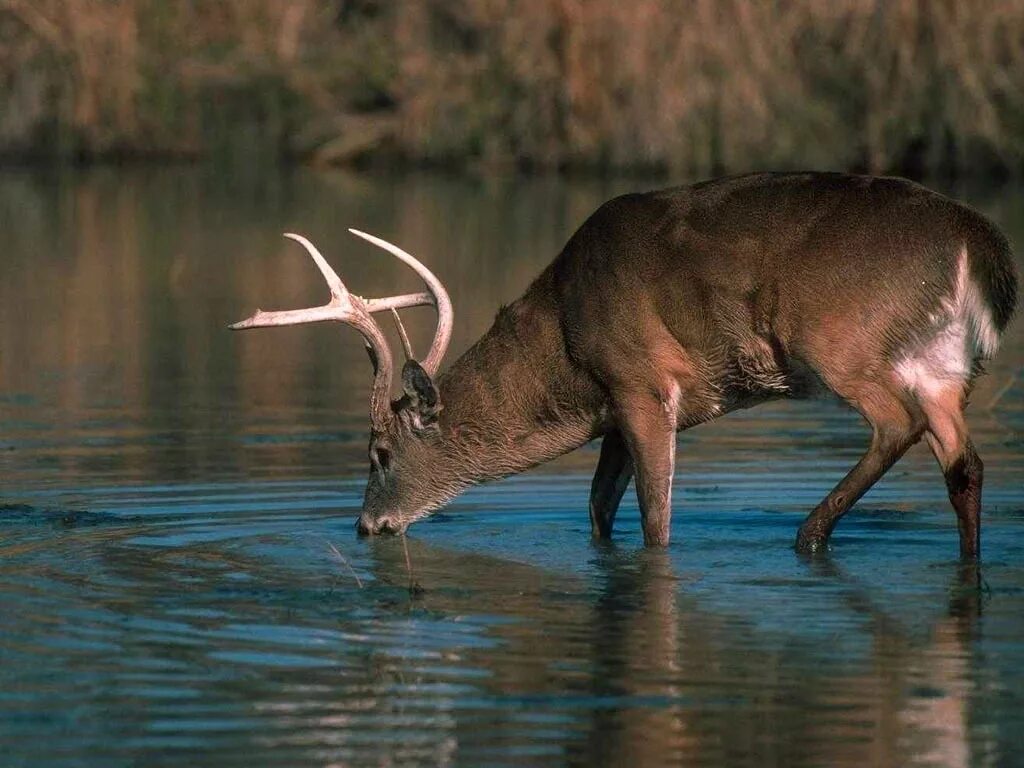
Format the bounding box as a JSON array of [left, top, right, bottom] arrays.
[[356, 512, 406, 536]]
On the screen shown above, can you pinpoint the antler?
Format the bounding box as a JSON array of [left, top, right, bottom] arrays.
[[230, 231, 453, 431], [349, 228, 453, 377]]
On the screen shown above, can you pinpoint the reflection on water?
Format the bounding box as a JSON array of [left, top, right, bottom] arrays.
[[0, 168, 1022, 766]]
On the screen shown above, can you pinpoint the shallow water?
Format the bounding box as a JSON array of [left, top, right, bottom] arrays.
[[0, 168, 1022, 767]]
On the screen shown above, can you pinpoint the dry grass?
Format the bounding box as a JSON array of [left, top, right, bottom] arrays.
[[2, 0, 1023, 176]]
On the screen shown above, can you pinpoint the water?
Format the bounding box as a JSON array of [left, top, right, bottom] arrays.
[[0, 168, 1022, 767]]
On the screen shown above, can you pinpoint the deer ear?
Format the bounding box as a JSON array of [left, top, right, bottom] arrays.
[[401, 360, 441, 426]]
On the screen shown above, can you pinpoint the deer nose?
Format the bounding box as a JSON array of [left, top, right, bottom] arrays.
[[356, 514, 403, 536], [356, 513, 378, 536]]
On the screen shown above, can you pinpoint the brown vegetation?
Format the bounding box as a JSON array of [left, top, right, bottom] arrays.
[[2, 1, 1024, 176]]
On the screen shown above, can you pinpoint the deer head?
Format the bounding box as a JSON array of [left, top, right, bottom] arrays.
[[230, 230, 455, 536]]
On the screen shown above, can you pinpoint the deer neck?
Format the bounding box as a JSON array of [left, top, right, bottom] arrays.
[[434, 292, 605, 484]]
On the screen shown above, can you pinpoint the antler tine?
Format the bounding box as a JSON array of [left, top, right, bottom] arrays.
[[390, 308, 414, 361], [348, 229, 454, 377], [229, 233, 395, 432], [283, 233, 349, 303], [229, 234, 354, 330]]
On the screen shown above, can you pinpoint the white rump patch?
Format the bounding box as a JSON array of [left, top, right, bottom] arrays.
[[895, 246, 1000, 397]]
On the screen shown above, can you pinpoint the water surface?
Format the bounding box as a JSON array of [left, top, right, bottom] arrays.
[[1, 168, 1023, 767]]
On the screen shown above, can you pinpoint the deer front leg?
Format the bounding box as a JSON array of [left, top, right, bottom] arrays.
[[617, 392, 678, 547], [590, 430, 634, 539]]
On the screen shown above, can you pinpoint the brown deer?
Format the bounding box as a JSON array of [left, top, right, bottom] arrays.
[[232, 173, 1017, 557]]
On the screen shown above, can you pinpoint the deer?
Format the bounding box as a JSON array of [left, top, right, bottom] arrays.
[[231, 172, 1018, 558]]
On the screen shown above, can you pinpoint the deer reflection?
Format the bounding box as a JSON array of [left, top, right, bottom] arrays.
[[794, 556, 986, 768], [358, 537, 993, 767], [76, 527, 996, 766], [571, 547, 696, 764], [900, 564, 981, 768]]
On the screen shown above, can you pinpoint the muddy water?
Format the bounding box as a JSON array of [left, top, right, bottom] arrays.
[[0, 168, 1022, 767]]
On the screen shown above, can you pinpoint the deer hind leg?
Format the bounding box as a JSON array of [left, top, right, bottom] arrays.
[[616, 389, 679, 547], [919, 386, 983, 559], [796, 383, 926, 553], [590, 430, 634, 539]]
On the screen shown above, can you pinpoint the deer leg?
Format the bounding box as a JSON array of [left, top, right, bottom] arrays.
[[796, 389, 925, 553], [590, 430, 634, 539], [920, 388, 982, 559], [617, 392, 678, 547]]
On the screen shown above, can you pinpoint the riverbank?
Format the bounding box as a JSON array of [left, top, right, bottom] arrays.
[[3, 1, 1024, 179]]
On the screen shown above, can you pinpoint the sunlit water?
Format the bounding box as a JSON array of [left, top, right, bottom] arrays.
[[1, 168, 1022, 767]]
